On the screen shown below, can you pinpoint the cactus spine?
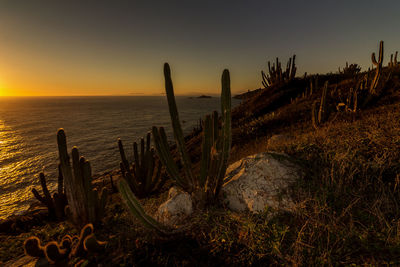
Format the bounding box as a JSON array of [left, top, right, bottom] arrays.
[[118, 132, 165, 198], [31, 165, 67, 220], [57, 129, 108, 227], [370, 41, 384, 94]]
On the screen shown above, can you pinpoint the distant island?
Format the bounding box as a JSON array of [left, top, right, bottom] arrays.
[[188, 95, 212, 99]]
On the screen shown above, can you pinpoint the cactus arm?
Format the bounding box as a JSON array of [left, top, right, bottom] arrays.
[[371, 41, 384, 93], [117, 139, 130, 172], [81, 159, 95, 223], [152, 126, 189, 190], [118, 179, 166, 233], [215, 69, 232, 196], [318, 81, 328, 123], [133, 142, 141, 183], [199, 115, 212, 187], [58, 129, 81, 224], [57, 164, 64, 194], [163, 63, 195, 186]]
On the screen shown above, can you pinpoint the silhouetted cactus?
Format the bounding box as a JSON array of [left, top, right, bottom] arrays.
[[370, 41, 384, 93], [339, 62, 361, 76], [31, 165, 67, 220], [57, 129, 108, 227], [23, 223, 106, 265], [312, 81, 329, 129], [261, 55, 296, 88], [389, 51, 399, 69], [118, 132, 165, 198], [119, 63, 232, 233], [152, 63, 231, 205]]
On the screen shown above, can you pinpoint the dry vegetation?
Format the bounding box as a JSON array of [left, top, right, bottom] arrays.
[[1, 60, 400, 266]]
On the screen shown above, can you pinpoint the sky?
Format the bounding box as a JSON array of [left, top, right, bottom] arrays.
[[0, 0, 399, 96]]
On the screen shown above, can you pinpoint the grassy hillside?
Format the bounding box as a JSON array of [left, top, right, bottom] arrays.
[[1, 59, 400, 266]]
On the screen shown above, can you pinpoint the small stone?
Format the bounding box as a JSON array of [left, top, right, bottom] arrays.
[[156, 187, 193, 226]]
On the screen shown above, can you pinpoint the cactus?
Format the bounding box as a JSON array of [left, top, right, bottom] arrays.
[[118, 63, 231, 233], [57, 129, 108, 227], [31, 165, 67, 220], [311, 81, 329, 129], [118, 179, 168, 233], [24, 237, 45, 258], [152, 63, 231, 205], [44, 241, 68, 264], [118, 132, 165, 198], [389, 51, 399, 69], [339, 62, 361, 76], [370, 41, 384, 94], [23, 223, 106, 265], [261, 55, 296, 88]]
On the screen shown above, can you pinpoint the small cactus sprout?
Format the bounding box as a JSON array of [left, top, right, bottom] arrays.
[[23, 223, 105, 265], [57, 129, 108, 227], [24, 237, 45, 258], [31, 165, 67, 220], [118, 132, 165, 198], [44, 242, 68, 264], [370, 40, 384, 93], [83, 234, 107, 253]]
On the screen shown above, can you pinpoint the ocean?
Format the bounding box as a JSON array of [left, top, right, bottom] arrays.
[[0, 96, 240, 220]]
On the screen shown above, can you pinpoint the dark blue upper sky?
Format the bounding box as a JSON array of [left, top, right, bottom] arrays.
[[0, 0, 399, 96]]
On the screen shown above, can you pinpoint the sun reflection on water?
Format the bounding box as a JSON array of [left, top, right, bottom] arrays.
[[0, 119, 33, 220]]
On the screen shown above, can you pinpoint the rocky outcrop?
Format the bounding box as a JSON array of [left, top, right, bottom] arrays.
[[222, 152, 301, 213], [156, 187, 193, 226]]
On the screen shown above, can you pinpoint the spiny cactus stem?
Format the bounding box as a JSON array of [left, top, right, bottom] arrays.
[[164, 63, 195, 186]]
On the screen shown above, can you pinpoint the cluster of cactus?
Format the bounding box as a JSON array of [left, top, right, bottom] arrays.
[[311, 81, 329, 129], [118, 63, 231, 233], [57, 129, 108, 228], [24, 223, 106, 265], [118, 132, 165, 198], [261, 55, 297, 88], [31, 165, 67, 220], [388, 51, 399, 69], [370, 40, 384, 94], [338, 62, 361, 76]]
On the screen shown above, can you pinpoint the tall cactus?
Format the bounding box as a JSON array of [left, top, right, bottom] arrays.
[[311, 81, 329, 129], [370, 41, 384, 94], [118, 132, 165, 198], [57, 129, 108, 227], [118, 63, 232, 234], [31, 165, 67, 220], [152, 63, 231, 206]]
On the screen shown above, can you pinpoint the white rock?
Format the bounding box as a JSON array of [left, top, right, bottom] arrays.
[[156, 187, 193, 226], [222, 152, 300, 213]]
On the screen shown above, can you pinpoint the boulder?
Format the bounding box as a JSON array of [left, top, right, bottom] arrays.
[[156, 187, 193, 226], [222, 152, 300, 213]]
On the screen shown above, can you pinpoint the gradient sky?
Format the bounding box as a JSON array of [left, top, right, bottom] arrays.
[[0, 0, 399, 96]]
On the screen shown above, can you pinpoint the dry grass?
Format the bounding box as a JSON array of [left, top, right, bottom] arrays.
[[2, 70, 400, 266]]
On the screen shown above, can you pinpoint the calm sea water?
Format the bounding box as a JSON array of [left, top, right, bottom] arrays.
[[0, 96, 240, 220]]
